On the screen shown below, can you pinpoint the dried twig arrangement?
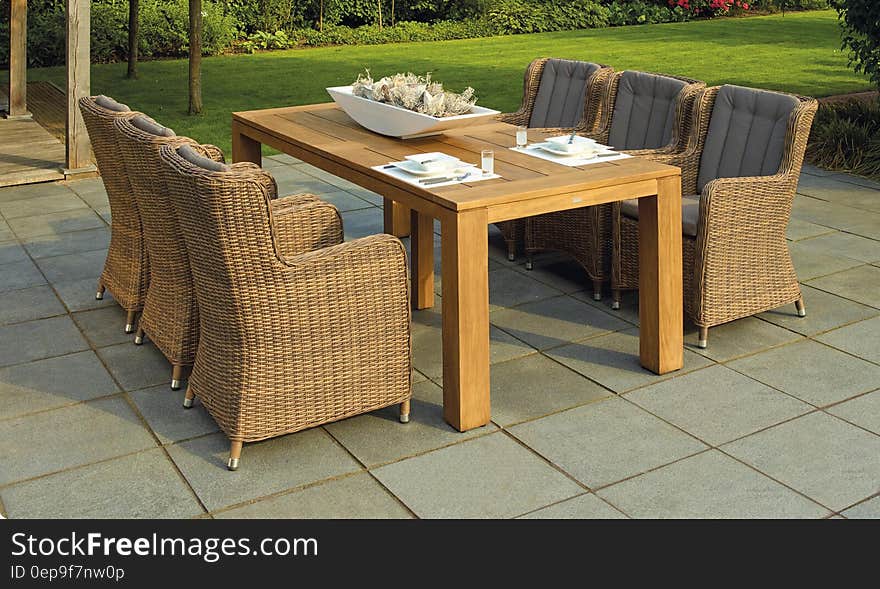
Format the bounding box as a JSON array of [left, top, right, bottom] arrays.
[[351, 70, 478, 117]]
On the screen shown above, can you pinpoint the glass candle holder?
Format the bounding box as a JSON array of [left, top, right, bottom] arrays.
[[481, 149, 495, 175]]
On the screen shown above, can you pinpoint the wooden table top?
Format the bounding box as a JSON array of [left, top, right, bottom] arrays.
[[233, 103, 681, 213]]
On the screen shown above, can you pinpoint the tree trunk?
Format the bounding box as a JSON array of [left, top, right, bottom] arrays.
[[319, 0, 324, 32], [127, 0, 139, 79], [188, 0, 202, 115], [377, 0, 382, 30], [391, 0, 395, 27]]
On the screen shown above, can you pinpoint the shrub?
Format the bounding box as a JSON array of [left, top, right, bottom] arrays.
[[486, 0, 610, 35], [606, 1, 689, 26], [807, 98, 880, 179], [833, 0, 880, 92]]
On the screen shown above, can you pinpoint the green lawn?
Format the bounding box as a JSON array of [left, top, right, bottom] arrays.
[[28, 10, 871, 155]]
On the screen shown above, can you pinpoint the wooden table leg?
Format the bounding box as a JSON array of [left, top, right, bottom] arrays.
[[411, 209, 435, 310], [638, 175, 684, 374], [383, 198, 411, 238], [232, 121, 262, 165], [441, 208, 490, 432]]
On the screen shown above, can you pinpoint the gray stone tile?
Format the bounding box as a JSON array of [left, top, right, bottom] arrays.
[[0, 242, 28, 265], [0, 219, 12, 242], [0, 397, 156, 485], [546, 328, 714, 394], [795, 232, 880, 264], [576, 288, 641, 326], [511, 257, 592, 294], [490, 354, 612, 427], [489, 267, 563, 311], [788, 241, 864, 281], [317, 190, 374, 212], [0, 351, 119, 420], [0, 285, 65, 325], [97, 342, 172, 391], [685, 317, 803, 362], [827, 391, 880, 436], [786, 218, 836, 242], [0, 259, 46, 293], [759, 285, 879, 336], [518, 493, 627, 519], [723, 412, 880, 512], [347, 186, 382, 206], [129, 384, 219, 444], [66, 177, 106, 196], [833, 173, 880, 190], [0, 316, 88, 368], [52, 277, 116, 312], [816, 316, 880, 364], [627, 365, 811, 445], [325, 380, 495, 467], [728, 340, 880, 406], [96, 207, 112, 224], [807, 265, 880, 309], [796, 174, 880, 213], [36, 250, 106, 283], [0, 181, 74, 203], [0, 192, 88, 219], [842, 496, 880, 519], [21, 228, 110, 259], [490, 295, 630, 351], [216, 472, 411, 519], [599, 450, 829, 518], [0, 448, 202, 519], [843, 214, 880, 241], [72, 306, 134, 347], [166, 429, 361, 512], [509, 397, 707, 489], [372, 432, 583, 518], [791, 195, 867, 230], [800, 165, 836, 177], [341, 208, 383, 240], [7, 209, 106, 238]]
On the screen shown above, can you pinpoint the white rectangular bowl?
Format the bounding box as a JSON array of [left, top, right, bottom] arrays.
[[326, 85, 500, 139]]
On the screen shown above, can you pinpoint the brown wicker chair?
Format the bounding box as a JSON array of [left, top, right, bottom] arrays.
[[496, 58, 614, 260], [78, 95, 146, 333], [158, 144, 412, 471], [611, 85, 818, 348], [524, 71, 705, 300]]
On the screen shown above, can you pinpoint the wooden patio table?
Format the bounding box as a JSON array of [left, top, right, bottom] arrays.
[[232, 103, 684, 432]]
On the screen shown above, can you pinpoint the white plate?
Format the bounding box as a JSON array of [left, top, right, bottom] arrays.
[[391, 160, 473, 177], [533, 142, 598, 158], [402, 152, 461, 174]]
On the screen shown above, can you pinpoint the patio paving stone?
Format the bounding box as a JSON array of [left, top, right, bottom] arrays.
[[0, 316, 88, 367], [545, 328, 713, 394], [489, 354, 612, 427], [598, 450, 829, 518], [489, 295, 630, 351], [788, 242, 864, 281], [97, 341, 174, 391], [625, 365, 812, 446], [575, 288, 641, 326], [728, 339, 880, 406], [722, 412, 880, 512], [815, 316, 880, 364], [372, 432, 583, 519], [0, 219, 12, 242], [35, 249, 106, 283], [216, 472, 411, 519], [791, 195, 867, 230], [785, 218, 836, 242], [0, 285, 65, 326], [0, 448, 202, 519], [129, 384, 219, 444], [166, 429, 361, 512], [826, 391, 880, 436], [807, 265, 880, 309], [21, 227, 110, 259], [684, 316, 803, 362], [318, 190, 375, 212], [759, 285, 879, 336], [510, 256, 592, 294], [796, 174, 880, 213], [794, 231, 880, 264], [52, 277, 116, 312], [341, 208, 383, 240], [0, 259, 46, 293], [518, 493, 627, 519], [841, 496, 880, 519], [0, 241, 28, 265], [6, 209, 106, 239], [72, 306, 137, 348], [0, 181, 74, 203], [0, 192, 88, 219], [488, 267, 563, 311], [509, 397, 707, 489], [0, 351, 119, 420], [0, 397, 156, 485]]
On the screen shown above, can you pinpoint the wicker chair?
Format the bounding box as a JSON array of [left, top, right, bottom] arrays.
[[524, 71, 705, 300], [611, 85, 818, 348], [158, 144, 412, 471], [496, 58, 614, 260], [78, 95, 146, 333]]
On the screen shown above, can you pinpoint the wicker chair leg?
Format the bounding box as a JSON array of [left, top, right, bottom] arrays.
[[506, 240, 516, 262], [95, 283, 105, 300], [611, 289, 621, 310], [525, 256, 534, 271], [170, 364, 183, 390], [182, 386, 195, 409], [697, 326, 709, 349], [795, 297, 806, 318], [399, 399, 411, 424], [227, 441, 243, 471], [592, 279, 603, 301], [124, 310, 136, 334], [134, 327, 145, 345]]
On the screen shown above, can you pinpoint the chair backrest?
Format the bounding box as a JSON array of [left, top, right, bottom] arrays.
[[608, 71, 690, 150], [697, 84, 801, 192], [529, 59, 601, 128]]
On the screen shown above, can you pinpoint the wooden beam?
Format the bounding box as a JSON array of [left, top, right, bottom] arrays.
[[6, 0, 30, 118], [65, 0, 93, 172]]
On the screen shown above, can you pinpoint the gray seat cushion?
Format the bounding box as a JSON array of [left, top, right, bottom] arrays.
[[608, 71, 688, 150], [177, 144, 229, 173], [529, 59, 600, 129], [131, 115, 175, 137], [697, 84, 799, 192], [621, 195, 701, 237], [94, 95, 130, 112]]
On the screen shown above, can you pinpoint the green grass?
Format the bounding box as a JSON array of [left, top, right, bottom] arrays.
[[27, 10, 872, 155]]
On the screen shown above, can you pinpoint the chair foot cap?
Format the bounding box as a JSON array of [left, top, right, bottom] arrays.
[[797, 309, 807, 318], [226, 458, 240, 471], [134, 335, 143, 345], [507, 253, 515, 262], [697, 339, 708, 349], [182, 397, 194, 409], [525, 261, 533, 271], [124, 323, 134, 334], [399, 413, 410, 424], [593, 292, 602, 301], [95, 291, 104, 300], [611, 302, 620, 310], [171, 379, 181, 391]]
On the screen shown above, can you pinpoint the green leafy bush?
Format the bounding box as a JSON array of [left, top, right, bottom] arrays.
[[807, 98, 880, 179], [833, 0, 880, 91], [486, 0, 609, 35], [606, 1, 689, 26]]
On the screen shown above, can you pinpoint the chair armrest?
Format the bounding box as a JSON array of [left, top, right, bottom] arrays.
[[270, 199, 343, 260], [190, 144, 225, 164]]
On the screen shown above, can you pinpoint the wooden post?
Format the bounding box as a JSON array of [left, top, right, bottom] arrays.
[[66, 0, 93, 173], [6, 0, 30, 119]]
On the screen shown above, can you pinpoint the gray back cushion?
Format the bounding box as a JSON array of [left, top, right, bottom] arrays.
[[132, 115, 175, 137], [529, 59, 600, 129], [94, 95, 130, 112], [608, 71, 688, 150], [177, 145, 230, 173], [697, 85, 798, 192]]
